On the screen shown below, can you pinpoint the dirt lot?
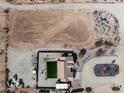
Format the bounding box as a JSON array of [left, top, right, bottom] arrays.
[[9, 11, 95, 50]]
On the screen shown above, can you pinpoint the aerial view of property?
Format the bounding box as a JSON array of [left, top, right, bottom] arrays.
[[0, 0, 124, 93]]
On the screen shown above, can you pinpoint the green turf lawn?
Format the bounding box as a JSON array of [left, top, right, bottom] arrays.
[[47, 61, 57, 78]]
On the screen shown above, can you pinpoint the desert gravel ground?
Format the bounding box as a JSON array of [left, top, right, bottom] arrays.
[[0, 0, 124, 93]]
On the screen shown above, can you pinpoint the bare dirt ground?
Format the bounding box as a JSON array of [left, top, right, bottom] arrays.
[[0, 13, 6, 32], [9, 11, 95, 50], [0, 53, 6, 93], [0, 12, 6, 93], [15, 88, 34, 93]]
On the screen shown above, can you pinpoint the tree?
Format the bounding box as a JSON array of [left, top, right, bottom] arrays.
[[3, 27, 9, 33], [60, 0, 65, 3], [6, 90, 11, 93], [112, 86, 120, 91], [78, 48, 87, 58], [85, 87, 92, 92], [95, 39, 104, 47], [4, 8, 10, 14]]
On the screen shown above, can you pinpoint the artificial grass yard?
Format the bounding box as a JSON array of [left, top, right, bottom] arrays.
[[47, 61, 57, 78]]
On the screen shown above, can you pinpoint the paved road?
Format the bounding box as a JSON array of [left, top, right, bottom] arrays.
[[0, 0, 124, 12]]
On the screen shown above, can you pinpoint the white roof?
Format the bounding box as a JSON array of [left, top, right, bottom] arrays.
[[56, 83, 68, 89]]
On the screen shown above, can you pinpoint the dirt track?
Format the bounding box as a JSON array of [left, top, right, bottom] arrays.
[[9, 11, 95, 50]]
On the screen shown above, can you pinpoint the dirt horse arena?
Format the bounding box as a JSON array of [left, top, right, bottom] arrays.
[[9, 11, 95, 50]]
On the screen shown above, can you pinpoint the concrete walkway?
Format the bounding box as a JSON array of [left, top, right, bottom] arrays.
[[74, 47, 101, 72]]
